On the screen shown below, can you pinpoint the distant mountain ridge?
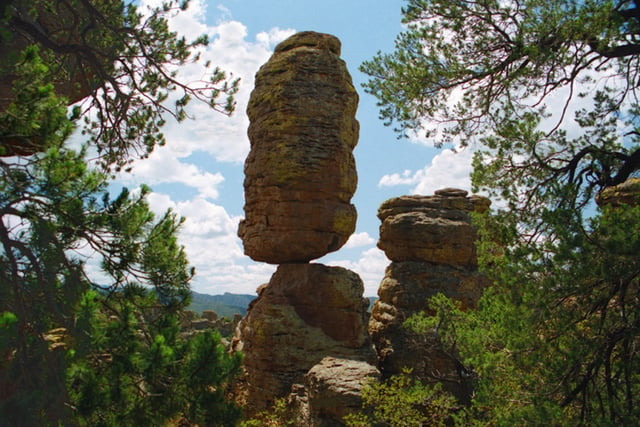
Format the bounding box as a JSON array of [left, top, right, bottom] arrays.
[[188, 291, 256, 318], [189, 292, 377, 318]]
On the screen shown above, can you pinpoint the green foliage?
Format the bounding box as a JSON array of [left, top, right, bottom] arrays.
[[403, 202, 640, 425], [3, 0, 239, 171], [68, 292, 243, 426], [240, 398, 294, 427], [362, 0, 639, 193], [0, 17, 243, 425], [344, 370, 459, 427], [364, 1, 640, 424]]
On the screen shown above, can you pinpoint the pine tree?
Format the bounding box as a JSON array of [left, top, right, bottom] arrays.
[[1, 2, 243, 424]]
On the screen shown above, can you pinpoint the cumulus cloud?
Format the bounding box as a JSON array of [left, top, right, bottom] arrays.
[[136, 0, 295, 164], [344, 231, 376, 248], [119, 147, 225, 200], [326, 247, 388, 297], [378, 146, 475, 195], [107, 3, 293, 294], [146, 192, 275, 294], [378, 169, 420, 187]]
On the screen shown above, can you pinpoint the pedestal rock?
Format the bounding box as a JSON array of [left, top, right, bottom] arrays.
[[238, 31, 359, 264], [232, 264, 375, 413]]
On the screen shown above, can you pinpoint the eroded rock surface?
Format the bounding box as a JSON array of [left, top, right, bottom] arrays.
[[288, 357, 380, 427], [596, 177, 640, 207], [370, 189, 490, 403], [377, 189, 490, 267], [232, 263, 374, 413], [238, 31, 359, 264]]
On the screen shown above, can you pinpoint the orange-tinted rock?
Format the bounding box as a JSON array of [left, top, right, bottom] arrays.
[[595, 177, 640, 207], [238, 31, 359, 264], [370, 189, 491, 403], [232, 263, 374, 413], [288, 357, 380, 426], [377, 189, 490, 267], [369, 261, 489, 395]]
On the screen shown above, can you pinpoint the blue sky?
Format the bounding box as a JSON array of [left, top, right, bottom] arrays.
[[113, 0, 478, 296]]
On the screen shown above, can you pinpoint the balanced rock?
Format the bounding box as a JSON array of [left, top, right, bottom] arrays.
[[377, 190, 490, 267], [238, 31, 359, 264], [232, 263, 374, 413]]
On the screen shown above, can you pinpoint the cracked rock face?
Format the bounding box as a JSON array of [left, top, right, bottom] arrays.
[[595, 177, 640, 207], [232, 263, 374, 413], [377, 189, 490, 268], [370, 189, 491, 403], [238, 31, 359, 264]]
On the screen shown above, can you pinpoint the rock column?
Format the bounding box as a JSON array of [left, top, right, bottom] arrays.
[[369, 188, 490, 402], [234, 32, 375, 416], [238, 31, 359, 264]]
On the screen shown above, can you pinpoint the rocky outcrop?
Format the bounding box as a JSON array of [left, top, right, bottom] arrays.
[[596, 177, 640, 207], [180, 310, 242, 338], [288, 357, 380, 426], [232, 263, 375, 413], [238, 31, 359, 264], [370, 189, 490, 402], [234, 31, 375, 421], [377, 188, 490, 268]]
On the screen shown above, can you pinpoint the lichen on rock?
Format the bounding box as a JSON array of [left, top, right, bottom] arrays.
[[238, 31, 360, 264]]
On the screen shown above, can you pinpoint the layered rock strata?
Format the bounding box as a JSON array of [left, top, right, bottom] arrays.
[[234, 31, 376, 419], [370, 189, 490, 402], [233, 263, 375, 413], [238, 31, 359, 264]]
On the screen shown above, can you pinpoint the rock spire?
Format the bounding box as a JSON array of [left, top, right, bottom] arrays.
[[238, 31, 360, 264], [234, 32, 375, 417], [369, 189, 490, 402]]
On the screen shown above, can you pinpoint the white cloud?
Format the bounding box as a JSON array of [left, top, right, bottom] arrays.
[[344, 231, 376, 248], [147, 16, 295, 164], [103, 5, 295, 295], [411, 146, 474, 195], [378, 146, 475, 196], [119, 146, 224, 200], [145, 192, 275, 294], [327, 247, 388, 297], [378, 169, 420, 187]]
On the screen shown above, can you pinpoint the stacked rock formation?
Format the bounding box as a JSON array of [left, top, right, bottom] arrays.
[[234, 31, 375, 416], [369, 188, 490, 402]]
